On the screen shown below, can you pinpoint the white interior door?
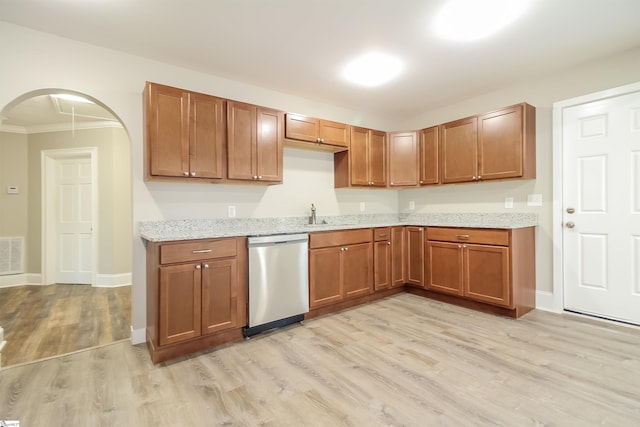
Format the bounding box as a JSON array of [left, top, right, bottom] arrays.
[[562, 90, 640, 324], [55, 156, 93, 284]]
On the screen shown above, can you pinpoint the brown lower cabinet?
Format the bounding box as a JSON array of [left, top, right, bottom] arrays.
[[309, 229, 373, 309], [374, 226, 406, 291], [145, 225, 535, 363], [146, 237, 247, 364], [425, 226, 535, 316], [405, 226, 425, 287]]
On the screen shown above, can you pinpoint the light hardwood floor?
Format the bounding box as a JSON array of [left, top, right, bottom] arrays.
[[0, 284, 131, 366], [1, 293, 639, 426]]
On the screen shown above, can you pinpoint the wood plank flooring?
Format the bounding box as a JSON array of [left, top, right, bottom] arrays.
[[0, 284, 131, 366], [1, 293, 639, 426]]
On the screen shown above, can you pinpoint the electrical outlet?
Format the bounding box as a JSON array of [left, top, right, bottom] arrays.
[[527, 194, 543, 207], [409, 200, 415, 210], [504, 197, 514, 209], [228, 205, 236, 218], [359, 202, 366, 212]]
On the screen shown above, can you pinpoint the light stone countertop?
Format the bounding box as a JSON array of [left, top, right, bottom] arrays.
[[139, 213, 537, 242]]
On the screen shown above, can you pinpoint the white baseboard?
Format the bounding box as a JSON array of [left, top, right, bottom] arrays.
[[535, 290, 562, 313], [94, 273, 132, 288], [130, 327, 146, 345], [0, 273, 43, 288]]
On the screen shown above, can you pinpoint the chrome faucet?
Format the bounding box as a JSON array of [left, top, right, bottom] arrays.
[[310, 203, 317, 225]]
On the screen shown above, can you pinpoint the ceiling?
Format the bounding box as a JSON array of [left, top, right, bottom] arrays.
[[1, 0, 640, 125]]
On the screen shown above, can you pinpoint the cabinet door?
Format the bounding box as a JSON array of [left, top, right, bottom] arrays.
[[146, 83, 190, 178], [342, 242, 373, 299], [285, 113, 319, 142], [464, 244, 511, 307], [388, 132, 419, 187], [368, 130, 387, 186], [309, 247, 343, 308], [227, 101, 257, 180], [478, 105, 523, 181], [319, 120, 349, 148], [350, 126, 370, 186], [201, 258, 238, 335], [405, 227, 424, 287], [427, 241, 463, 296], [440, 117, 478, 183], [190, 93, 225, 179], [374, 240, 391, 291], [420, 126, 439, 185], [391, 227, 406, 287], [256, 107, 284, 182], [158, 263, 202, 346]]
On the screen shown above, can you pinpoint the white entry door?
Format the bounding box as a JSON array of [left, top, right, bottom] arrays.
[[55, 156, 93, 284], [562, 89, 640, 324]]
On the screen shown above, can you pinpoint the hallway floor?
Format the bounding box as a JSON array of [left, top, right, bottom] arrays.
[[0, 283, 130, 367]]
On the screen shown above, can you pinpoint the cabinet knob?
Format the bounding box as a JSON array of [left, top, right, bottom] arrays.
[[203, 264, 209, 268], [184, 171, 189, 176], [258, 175, 262, 180], [316, 137, 321, 143], [195, 265, 201, 269], [190, 172, 196, 177], [387, 241, 391, 245], [253, 175, 258, 180], [472, 176, 477, 181], [477, 175, 482, 180], [419, 180, 423, 184]]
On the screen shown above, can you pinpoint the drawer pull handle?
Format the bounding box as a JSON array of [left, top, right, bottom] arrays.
[[192, 249, 213, 254], [455, 234, 470, 240], [379, 234, 388, 237]]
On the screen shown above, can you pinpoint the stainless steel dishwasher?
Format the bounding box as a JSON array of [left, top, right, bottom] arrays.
[[245, 233, 309, 337]]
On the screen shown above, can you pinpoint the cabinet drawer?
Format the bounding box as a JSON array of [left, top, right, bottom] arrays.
[[373, 227, 391, 241], [310, 228, 372, 248], [426, 227, 509, 246], [160, 238, 237, 264]]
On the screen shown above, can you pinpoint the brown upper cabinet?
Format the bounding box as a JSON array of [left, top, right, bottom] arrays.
[[419, 126, 440, 185], [388, 131, 419, 187], [285, 113, 350, 152], [227, 101, 284, 183], [440, 103, 535, 184], [335, 126, 387, 188], [145, 82, 226, 181]]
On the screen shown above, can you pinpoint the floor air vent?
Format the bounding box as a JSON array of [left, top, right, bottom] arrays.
[[0, 236, 24, 275]]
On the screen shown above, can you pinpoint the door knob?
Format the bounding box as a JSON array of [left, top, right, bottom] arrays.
[[565, 221, 575, 228]]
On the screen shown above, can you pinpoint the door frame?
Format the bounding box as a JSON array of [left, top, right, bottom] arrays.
[[551, 81, 640, 313], [41, 147, 99, 286]]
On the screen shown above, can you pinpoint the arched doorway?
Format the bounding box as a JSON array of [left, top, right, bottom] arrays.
[[0, 89, 133, 367]]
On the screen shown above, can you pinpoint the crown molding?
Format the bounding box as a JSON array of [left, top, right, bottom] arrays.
[[0, 120, 123, 134]]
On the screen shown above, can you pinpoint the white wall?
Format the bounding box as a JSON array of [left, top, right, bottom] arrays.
[[2, 21, 639, 341], [0, 22, 396, 339], [397, 47, 640, 298]]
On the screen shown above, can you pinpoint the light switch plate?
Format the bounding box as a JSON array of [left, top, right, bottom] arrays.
[[527, 194, 543, 206], [359, 202, 366, 212], [7, 186, 18, 194], [504, 197, 514, 209], [228, 205, 236, 218], [409, 201, 415, 210]]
